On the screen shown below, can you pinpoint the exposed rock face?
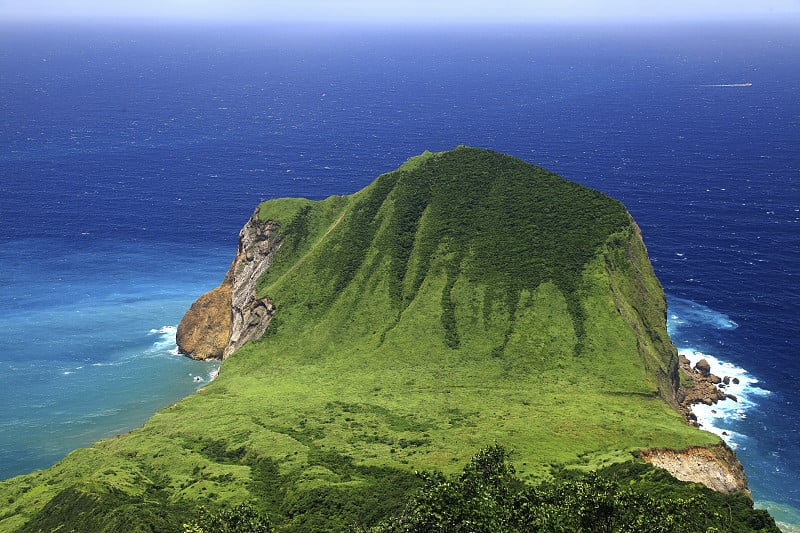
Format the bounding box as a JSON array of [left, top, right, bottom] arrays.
[[664, 356, 752, 496], [175, 283, 232, 360], [641, 444, 751, 495], [223, 210, 278, 357], [176, 208, 279, 360]]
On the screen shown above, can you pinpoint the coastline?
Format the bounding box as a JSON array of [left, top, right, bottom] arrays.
[[666, 299, 800, 530], [0, 235, 231, 481], [679, 348, 769, 448]]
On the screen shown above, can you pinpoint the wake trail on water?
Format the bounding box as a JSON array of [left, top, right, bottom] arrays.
[[698, 82, 753, 87]]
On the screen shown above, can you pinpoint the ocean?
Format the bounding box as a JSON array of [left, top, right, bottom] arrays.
[[1, 20, 797, 528]]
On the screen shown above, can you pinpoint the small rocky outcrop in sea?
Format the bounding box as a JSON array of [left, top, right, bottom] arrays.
[[677, 354, 738, 420], [176, 208, 278, 360], [694, 357, 711, 378]]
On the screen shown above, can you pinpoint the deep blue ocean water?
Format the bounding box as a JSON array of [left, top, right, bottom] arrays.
[[1, 21, 798, 528]]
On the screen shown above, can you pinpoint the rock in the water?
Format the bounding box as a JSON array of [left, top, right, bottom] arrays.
[[677, 354, 730, 419], [694, 358, 711, 378]]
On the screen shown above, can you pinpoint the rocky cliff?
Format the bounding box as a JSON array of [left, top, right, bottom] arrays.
[[176, 208, 278, 360], [641, 444, 750, 495], [637, 353, 753, 496]]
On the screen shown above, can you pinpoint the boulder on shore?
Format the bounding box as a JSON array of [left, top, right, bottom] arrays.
[[694, 358, 711, 378]]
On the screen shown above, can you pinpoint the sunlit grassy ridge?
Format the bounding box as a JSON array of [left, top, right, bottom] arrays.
[[0, 147, 721, 532]]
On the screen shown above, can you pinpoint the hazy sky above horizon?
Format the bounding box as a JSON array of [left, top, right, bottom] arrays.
[[1, 0, 799, 25]]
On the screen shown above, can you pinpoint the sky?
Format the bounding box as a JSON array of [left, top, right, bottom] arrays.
[[1, 0, 799, 25]]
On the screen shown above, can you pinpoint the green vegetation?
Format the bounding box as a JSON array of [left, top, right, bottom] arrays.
[[183, 503, 274, 533], [0, 147, 768, 531], [358, 445, 779, 533]]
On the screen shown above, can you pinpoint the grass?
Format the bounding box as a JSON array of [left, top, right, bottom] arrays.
[[0, 147, 723, 532]]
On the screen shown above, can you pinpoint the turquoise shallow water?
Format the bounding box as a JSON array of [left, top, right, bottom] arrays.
[[1, 21, 797, 527], [0, 239, 225, 477]]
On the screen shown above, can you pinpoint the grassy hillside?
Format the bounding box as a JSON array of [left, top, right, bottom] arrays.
[[0, 147, 726, 531]]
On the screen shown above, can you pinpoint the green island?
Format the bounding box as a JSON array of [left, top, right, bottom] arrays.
[[0, 147, 778, 531]]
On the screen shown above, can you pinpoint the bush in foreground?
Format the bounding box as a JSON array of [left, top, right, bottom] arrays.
[[354, 445, 779, 533], [183, 503, 274, 533]]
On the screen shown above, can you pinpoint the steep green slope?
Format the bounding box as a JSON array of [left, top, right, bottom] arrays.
[[0, 147, 723, 532]]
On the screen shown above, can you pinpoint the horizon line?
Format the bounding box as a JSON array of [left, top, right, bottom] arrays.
[[2, 13, 798, 28]]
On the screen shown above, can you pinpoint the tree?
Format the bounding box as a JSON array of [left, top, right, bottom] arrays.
[[182, 503, 274, 533], [355, 445, 774, 533]]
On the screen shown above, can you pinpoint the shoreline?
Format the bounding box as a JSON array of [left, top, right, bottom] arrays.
[[665, 298, 800, 528], [677, 348, 769, 449]]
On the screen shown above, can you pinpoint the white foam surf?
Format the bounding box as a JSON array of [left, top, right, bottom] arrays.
[[149, 325, 177, 335], [679, 348, 769, 448], [148, 324, 219, 385], [667, 297, 770, 449], [188, 365, 220, 385], [668, 298, 738, 331], [147, 324, 180, 354]]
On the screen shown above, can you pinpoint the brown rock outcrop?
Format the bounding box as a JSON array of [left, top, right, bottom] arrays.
[[176, 283, 232, 360], [177, 207, 280, 360], [641, 444, 750, 495], [694, 358, 711, 378], [677, 354, 730, 419]]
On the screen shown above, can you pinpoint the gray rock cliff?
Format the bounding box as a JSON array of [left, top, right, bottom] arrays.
[[177, 207, 278, 360]]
